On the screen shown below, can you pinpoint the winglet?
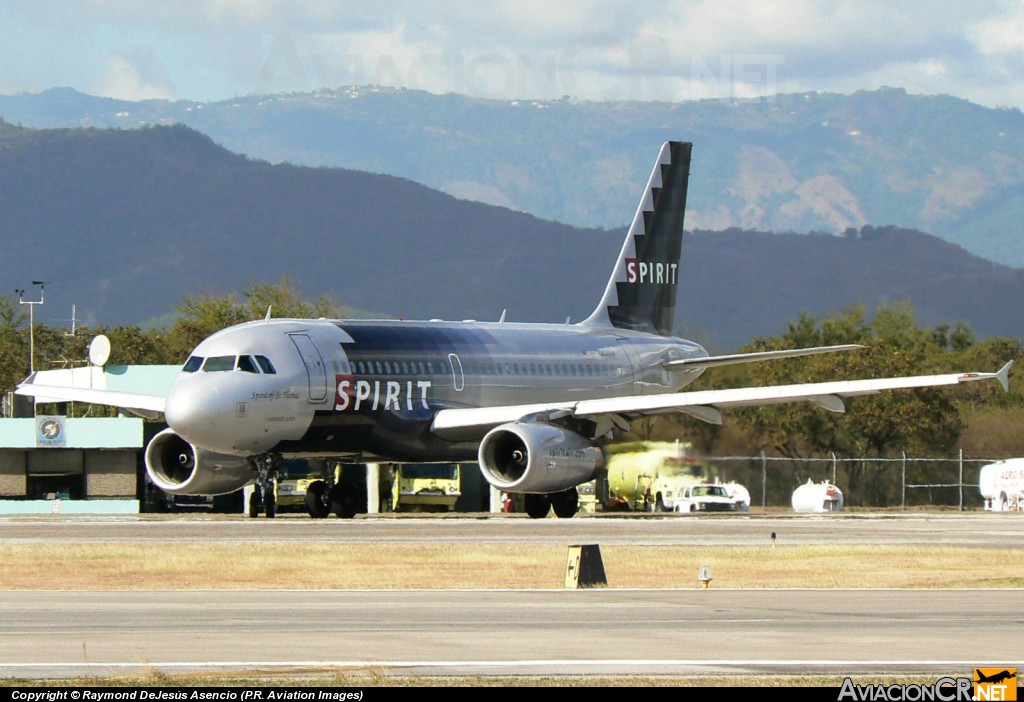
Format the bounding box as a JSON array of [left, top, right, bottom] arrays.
[[959, 360, 1013, 392], [996, 359, 1014, 392]]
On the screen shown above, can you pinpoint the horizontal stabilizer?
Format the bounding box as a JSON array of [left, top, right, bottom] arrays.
[[665, 344, 864, 371]]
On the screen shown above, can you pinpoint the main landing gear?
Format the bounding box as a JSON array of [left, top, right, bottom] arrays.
[[304, 480, 331, 519], [303, 460, 363, 519], [305, 481, 361, 518], [523, 488, 579, 519]]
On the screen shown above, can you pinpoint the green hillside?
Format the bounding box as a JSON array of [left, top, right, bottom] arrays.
[[0, 121, 1022, 350], [2, 87, 1023, 265]]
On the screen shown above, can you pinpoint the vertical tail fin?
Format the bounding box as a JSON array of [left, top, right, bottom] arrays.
[[582, 141, 691, 336]]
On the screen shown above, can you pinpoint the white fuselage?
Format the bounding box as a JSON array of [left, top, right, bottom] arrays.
[[164, 318, 708, 462]]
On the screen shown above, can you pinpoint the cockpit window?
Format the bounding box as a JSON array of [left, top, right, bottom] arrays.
[[255, 355, 276, 374], [183, 356, 204, 373], [202, 356, 236, 372], [237, 355, 259, 374]]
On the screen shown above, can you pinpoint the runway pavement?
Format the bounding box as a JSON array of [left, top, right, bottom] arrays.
[[1, 512, 1021, 680], [1, 588, 1020, 679], [1, 510, 1023, 547]]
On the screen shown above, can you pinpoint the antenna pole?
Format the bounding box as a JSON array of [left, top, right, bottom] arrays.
[[17, 281, 46, 374]]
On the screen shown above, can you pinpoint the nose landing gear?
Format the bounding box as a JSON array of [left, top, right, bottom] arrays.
[[248, 454, 281, 518]]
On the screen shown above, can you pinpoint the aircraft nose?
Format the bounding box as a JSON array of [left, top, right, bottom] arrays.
[[164, 380, 232, 453]]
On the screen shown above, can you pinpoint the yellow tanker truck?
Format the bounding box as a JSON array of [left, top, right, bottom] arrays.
[[601, 441, 714, 512]]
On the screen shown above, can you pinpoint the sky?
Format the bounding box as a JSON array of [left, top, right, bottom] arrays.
[[2, 1, 1024, 108]]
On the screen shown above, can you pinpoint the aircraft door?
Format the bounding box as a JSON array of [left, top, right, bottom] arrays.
[[289, 334, 329, 403], [616, 339, 640, 396], [448, 353, 465, 392]]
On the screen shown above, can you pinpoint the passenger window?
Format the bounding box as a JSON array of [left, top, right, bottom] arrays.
[[237, 356, 259, 374], [255, 355, 276, 374], [183, 356, 204, 373]]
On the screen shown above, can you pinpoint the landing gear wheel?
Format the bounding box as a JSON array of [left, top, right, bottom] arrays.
[[524, 493, 552, 519], [331, 483, 359, 519], [551, 488, 579, 519], [264, 491, 277, 519], [248, 490, 261, 519], [304, 481, 330, 519]]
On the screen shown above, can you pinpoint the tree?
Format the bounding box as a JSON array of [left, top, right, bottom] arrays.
[[161, 276, 352, 362], [731, 304, 977, 505], [0, 295, 28, 393]]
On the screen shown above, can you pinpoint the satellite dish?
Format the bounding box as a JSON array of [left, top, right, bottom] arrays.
[[89, 334, 111, 367]]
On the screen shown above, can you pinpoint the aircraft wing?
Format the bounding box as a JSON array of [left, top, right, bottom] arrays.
[[431, 361, 1013, 432], [665, 344, 864, 370], [15, 378, 166, 419]]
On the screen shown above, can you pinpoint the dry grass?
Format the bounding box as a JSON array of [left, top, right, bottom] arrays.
[[1, 542, 1019, 589], [45, 672, 954, 687]]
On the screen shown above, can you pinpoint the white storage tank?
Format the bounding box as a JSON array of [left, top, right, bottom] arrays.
[[723, 482, 750, 512], [979, 458, 1024, 511], [791, 479, 844, 513]]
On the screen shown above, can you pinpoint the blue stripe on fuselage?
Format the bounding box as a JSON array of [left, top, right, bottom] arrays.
[[337, 322, 495, 353], [268, 319, 700, 461]]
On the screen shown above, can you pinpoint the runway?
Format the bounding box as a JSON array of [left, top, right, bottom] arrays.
[[0, 589, 1020, 679], [1, 513, 1022, 680], [2, 510, 1023, 547]]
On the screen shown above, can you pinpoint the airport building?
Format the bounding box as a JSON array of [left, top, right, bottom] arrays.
[[0, 364, 179, 514]]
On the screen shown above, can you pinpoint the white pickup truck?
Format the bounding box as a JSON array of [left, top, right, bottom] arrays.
[[674, 484, 738, 513]]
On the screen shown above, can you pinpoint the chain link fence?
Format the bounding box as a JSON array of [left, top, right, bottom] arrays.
[[690, 451, 1010, 509]]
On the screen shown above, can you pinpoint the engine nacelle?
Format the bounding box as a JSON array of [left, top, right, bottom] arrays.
[[478, 421, 603, 494], [145, 428, 255, 496]]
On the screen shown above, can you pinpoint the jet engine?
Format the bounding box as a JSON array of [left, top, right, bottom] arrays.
[[145, 428, 255, 496], [477, 421, 603, 494]]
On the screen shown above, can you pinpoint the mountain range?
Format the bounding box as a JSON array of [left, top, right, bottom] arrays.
[[1, 86, 1023, 268], [0, 121, 1021, 351]]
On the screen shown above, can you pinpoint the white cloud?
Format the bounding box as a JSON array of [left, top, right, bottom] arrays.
[[100, 54, 175, 101], [3, 1, 1024, 107]]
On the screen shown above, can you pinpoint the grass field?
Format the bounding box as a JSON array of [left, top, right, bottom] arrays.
[[1, 542, 1020, 590]]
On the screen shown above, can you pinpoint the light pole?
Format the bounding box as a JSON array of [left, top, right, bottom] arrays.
[[16, 281, 46, 374]]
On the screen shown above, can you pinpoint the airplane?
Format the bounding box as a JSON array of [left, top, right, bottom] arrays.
[[16, 141, 1013, 519], [975, 670, 1016, 685]]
